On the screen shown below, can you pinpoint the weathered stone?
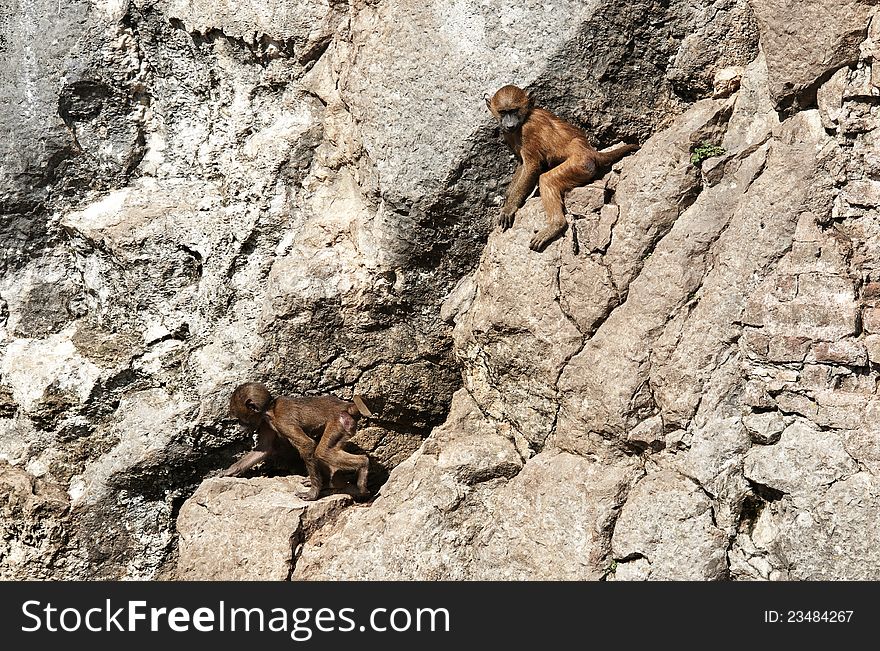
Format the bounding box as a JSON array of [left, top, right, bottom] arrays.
[[611, 470, 728, 581], [440, 274, 476, 324], [798, 364, 834, 391], [767, 336, 812, 363], [840, 101, 880, 134], [672, 416, 752, 531], [744, 420, 857, 496], [817, 66, 851, 129], [813, 390, 879, 430], [576, 203, 619, 254], [5, 0, 880, 583], [295, 392, 639, 580], [812, 339, 868, 365], [864, 281, 880, 299], [864, 307, 880, 333], [748, 273, 859, 341], [742, 411, 786, 445], [775, 392, 818, 418], [866, 334, 880, 363], [176, 476, 352, 580], [713, 66, 746, 98], [742, 381, 775, 410], [665, 428, 688, 450], [557, 98, 748, 441], [844, 65, 877, 100], [779, 472, 880, 579], [666, 0, 758, 98], [159, 0, 346, 64], [454, 204, 584, 447], [844, 179, 880, 207], [844, 426, 880, 475], [650, 112, 829, 428], [774, 274, 798, 301], [762, 368, 802, 390], [602, 98, 730, 294], [751, 0, 876, 108], [0, 462, 70, 580], [835, 370, 876, 393], [741, 328, 769, 357], [626, 415, 664, 450], [739, 472, 880, 580], [566, 184, 606, 216]]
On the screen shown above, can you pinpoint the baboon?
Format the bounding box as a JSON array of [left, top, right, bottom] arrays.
[[222, 382, 372, 501], [486, 84, 638, 251]]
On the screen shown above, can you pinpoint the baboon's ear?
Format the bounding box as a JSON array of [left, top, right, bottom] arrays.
[[245, 398, 260, 412], [484, 93, 492, 109]]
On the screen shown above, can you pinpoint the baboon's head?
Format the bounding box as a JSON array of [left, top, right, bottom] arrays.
[[486, 85, 533, 133], [229, 382, 272, 427]]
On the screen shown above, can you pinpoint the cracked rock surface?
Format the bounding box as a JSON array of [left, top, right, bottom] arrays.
[[296, 20, 880, 580], [176, 476, 352, 580], [4, 0, 879, 581]]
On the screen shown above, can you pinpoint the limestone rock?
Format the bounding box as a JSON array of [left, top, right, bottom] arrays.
[[176, 476, 352, 580], [0, 462, 70, 580], [3, 0, 880, 582], [751, 0, 876, 109], [817, 66, 851, 129], [611, 470, 728, 581], [744, 420, 857, 498], [294, 390, 639, 580], [713, 66, 745, 98], [742, 411, 786, 445]]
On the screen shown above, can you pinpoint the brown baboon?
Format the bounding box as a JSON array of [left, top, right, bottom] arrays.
[[222, 382, 372, 501], [486, 84, 638, 251]]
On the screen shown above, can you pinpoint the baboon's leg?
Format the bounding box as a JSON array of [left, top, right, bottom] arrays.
[[499, 162, 540, 229], [268, 416, 322, 501], [532, 156, 596, 251], [324, 449, 370, 498], [315, 416, 370, 499]]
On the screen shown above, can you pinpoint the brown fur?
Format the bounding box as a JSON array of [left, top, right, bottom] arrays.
[[222, 381, 371, 501], [486, 84, 638, 251]]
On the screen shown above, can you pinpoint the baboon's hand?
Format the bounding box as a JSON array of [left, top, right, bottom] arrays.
[[497, 206, 516, 230]]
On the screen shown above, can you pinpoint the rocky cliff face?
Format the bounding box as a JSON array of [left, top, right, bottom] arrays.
[[1, 0, 876, 580]]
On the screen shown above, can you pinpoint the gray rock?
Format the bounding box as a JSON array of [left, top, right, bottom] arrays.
[[742, 411, 786, 445], [0, 461, 70, 580], [751, 0, 875, 109], [294, 390, 639, 580], [744, 420, 858, 498], [611, 470, 728, 581], [3, 0, 880, 582], [177, 476, 352, 580]]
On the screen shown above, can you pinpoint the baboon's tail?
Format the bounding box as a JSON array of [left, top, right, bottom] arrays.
[[351, 395, 373, 418], [595, 143, 639, 168]]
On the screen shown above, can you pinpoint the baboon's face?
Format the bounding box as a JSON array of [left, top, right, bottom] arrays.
[[486, 85, 532, 133], [498, 109, 523, 132]]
